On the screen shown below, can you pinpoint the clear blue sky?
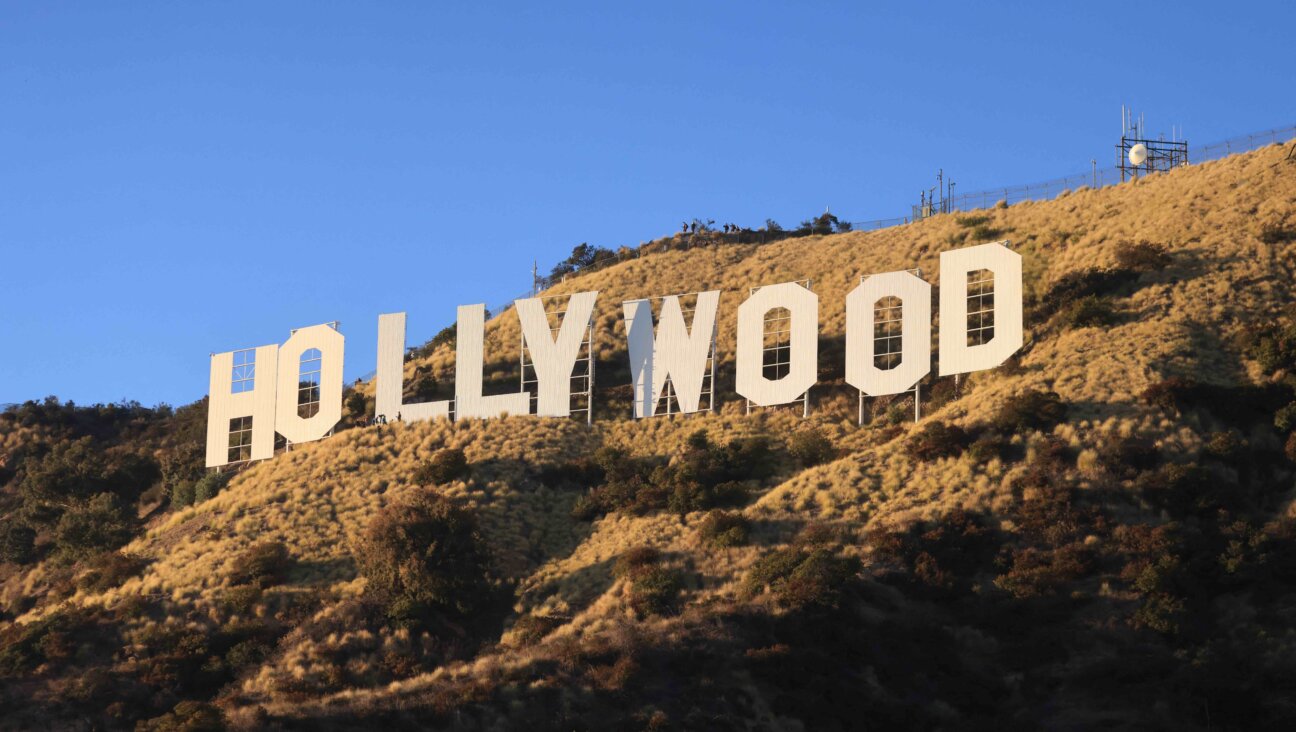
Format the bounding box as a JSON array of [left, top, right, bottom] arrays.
[[2, 1, 1293, 407]]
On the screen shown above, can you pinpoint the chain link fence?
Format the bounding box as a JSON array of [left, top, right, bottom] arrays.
[[428, 122, 1296, 355], [923, 124, 1296, 216], [514, 122, 1296, 302]]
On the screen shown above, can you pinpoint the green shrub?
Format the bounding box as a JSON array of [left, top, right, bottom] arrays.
[[1098, 435, 1159, 475], [575, 436, 770, 521], [193, 472, 231, 503], [798, 211, 844, 235], [1242, 316, 1296, 374], [136, 701, 226, 732], [18, 439, 159, 524], [1013, 478, 1096, 544], [76, 551, 148, 592], [511, 613, 566, 646], [1131, 592, 1187, 635], [412, 374, 438, 402], [745, 548, 804, 592], [1141, 376, 1194, 412], [1113, 240, 1171, 272], [221, 585, 263, 614], [429, 323, 456, 350], [354, 492, 494, 627], [168, 479, 196, 508], [868, 510, 998, 592], [993, 544, 1093, 598], [345, 389, 369, 417], [745, 547, 858, 608], [779, 549, 861, 608], [968, 224, 1005, 241], [570, 493, 603, 521], [538, 456, 604, 488], [667, 480, 748, 518], [1057, 295, 1119, 329], [1038, 268, 1139, 320], [1203, 431, 1245, 461], [549, 242, 616, 279], [788, 428, 835, 467], [967, 431, 1011, 464], [0, 523, 36, 564], [0, 608, 97, 678], [1275, 402, 1296, 434], [905, 421, 969, 461], [991, 390, 1067, 433], [169, 471, 230, 509], [614, 546, 662, 579], [64, 667, 116, 705], [0, 621, 47, 676], [52, 493, 136, 562], [415, 448, 470, 485], [698, 510, 751, 548], [794, 522, 841, 546], [1135, 463, 1227, 517], [628, 567, 683, 616], [228, 541, 292, 589], [225, 638, 272, 670]]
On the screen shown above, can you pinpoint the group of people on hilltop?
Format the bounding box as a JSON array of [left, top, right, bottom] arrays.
[[679, 221, 744, 234]]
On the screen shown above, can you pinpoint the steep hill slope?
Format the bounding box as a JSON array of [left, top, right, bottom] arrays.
[[3, 141, 1296, 730]]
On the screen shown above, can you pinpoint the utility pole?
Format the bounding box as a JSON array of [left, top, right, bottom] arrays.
[[532, 261, 538, 296]]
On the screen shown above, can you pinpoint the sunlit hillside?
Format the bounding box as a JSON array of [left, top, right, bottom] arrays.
[[3, 141, 1295, 730]]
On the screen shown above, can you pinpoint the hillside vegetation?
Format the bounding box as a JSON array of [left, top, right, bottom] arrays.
[[3, 141, 1296, 730]]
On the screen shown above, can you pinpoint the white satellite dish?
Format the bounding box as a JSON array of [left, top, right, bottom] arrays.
[[1128, 143, 1148, 167]]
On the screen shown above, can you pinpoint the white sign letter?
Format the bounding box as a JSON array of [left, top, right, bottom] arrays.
[[623, 291, 720, 418], [275, 323, 345, 444], [846, 271, 931, 396], [516, 291, 598, 417], [938, 241, 1023, 376], [205, 344, 278, 468], [376, 313, 451, 422], [736, 282, 818, 407], [455, 304, 529, 419]]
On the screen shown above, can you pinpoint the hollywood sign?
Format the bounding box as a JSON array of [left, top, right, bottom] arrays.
[[205, 242, 1021, 468]]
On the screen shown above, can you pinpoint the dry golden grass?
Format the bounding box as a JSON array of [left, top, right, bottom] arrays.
[[6, 141, 1294, 720]]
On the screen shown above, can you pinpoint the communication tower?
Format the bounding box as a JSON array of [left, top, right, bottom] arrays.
[[1118, 106, 1188, 181], [912, 168, 955, 221]]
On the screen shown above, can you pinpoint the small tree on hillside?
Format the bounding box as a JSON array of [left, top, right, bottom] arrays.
[[549, 243, 616, 279], [799, 212, 843, 235], [354, 493, 495, 629], [52, 493, 136, 562], [414, 448, 470, 485]]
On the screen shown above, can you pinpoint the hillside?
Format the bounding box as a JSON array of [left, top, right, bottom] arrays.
[[3, 141, 1296, 730]]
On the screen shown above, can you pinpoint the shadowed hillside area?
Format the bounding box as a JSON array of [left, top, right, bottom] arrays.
[[3, 141, 1296, 730]]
